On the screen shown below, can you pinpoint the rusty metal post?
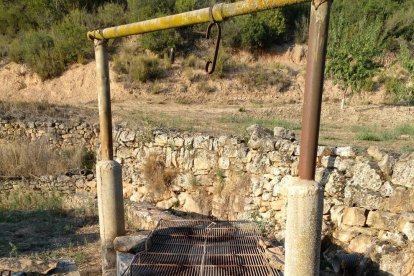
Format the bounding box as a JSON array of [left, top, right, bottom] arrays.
[[285, 1, 331, 276], [298, 0, 331, 180], [94, 39, 125, 276]]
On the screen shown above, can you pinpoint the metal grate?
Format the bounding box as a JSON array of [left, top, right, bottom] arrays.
[[123, 220, 281, 276]]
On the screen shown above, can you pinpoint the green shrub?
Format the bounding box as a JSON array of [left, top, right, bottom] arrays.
[[51, 10, 91, 65], [385, 77, 413, 105], [229, 9, 286, 51], [241, 65, 290, 91], [175, 0, 196, 12], [327, 14, 384, 92], [9, 30, 64, 79], [129, 55, 163, 82], [94, 2, 127, 28]]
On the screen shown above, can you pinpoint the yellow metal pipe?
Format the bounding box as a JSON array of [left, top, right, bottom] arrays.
[[87, 0, 307, 40]]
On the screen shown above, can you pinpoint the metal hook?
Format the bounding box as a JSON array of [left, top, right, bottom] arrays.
[[205, 9, 222, 75]]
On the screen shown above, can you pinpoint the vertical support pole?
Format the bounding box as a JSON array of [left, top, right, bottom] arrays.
[[94, 39, 125, 276], [298, 0, 331, 181], [95, 39, 113, 161], [285, 1, 331, 276]]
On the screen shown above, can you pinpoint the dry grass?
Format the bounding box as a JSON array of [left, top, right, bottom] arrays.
[[143, 154, 178, 201], [0, 101, 94, 122], [0, 188, 100, 271], [0, 140, 88, 177]]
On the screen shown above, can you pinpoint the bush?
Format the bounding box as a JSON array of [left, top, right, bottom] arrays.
[[50, 10, 92, 65], [9, 30, 64, 79], [129, 55, 164, 82], [385, 77, 413, 105], [227, 9, 287, 51], [327, 8, 385, 92]]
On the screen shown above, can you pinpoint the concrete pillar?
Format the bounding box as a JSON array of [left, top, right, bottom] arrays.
[[285, 178, 324, 276], [97, 161, 125, 275]]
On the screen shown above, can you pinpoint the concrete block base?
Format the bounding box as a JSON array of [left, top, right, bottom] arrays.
[[284, 178, 324, 276]]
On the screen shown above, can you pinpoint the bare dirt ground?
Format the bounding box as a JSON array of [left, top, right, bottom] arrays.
[[0, 209, 101, 273], [1, 49, 413, 153]]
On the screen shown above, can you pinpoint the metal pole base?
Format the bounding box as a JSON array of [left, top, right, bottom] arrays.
[[285, 178, 324, 276]]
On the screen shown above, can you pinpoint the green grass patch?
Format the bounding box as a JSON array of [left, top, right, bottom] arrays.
[[353, 123, 414, 142], [401, 146, 414, 153], [397, 123, 414, 136], [0, 187, 62, 213], [352, 125, 397, 142]]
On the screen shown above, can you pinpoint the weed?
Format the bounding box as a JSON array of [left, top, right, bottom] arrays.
[[323, 136, 338, 141], [71, 251, 88, 264], [149, 83, 165, 94], [143, 154, 178, 202], [385, 77, 413, 104], [352, 125, 397, 142], [238, 107, 247, 113], [397, 123, 414, 136], [0, 186, 63, 212], [0, 140, 86, 177], [197, 82, 216, 93], [184, 68, 202, 83], [9, 242, 18, 258], [401, 146, 414, 153], [129, 55, 164, 82], [81, 146, 96, 170], [241, 65, 290, 92], [175, 96, 195, 105], [215, 169, 226, 196], [357, 132, 382, 142], [114, 53, 165, 83], [190, 175, 199, 187], [184, 54, 201, 69]]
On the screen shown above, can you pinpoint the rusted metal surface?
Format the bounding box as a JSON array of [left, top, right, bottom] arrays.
[[298, 0, 331, 181], [94, 39, 113, 161], [205, 12, 222, 74], [124, 220, 280, 275], [87, 0, 308, 40]]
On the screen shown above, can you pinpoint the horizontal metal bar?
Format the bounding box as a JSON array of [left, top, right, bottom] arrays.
[[88, 0, 308, 40]]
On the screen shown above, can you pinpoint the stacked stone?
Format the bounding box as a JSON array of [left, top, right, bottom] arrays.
[[1, 118, 414, 274], [0, 119, 98, 149], [0, 171, 96, 195]]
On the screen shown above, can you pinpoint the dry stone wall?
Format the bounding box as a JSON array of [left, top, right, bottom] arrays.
[[1, 119, 414, 274]]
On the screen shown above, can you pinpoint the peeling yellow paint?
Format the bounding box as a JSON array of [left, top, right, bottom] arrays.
[[87, 0, 308, 40]]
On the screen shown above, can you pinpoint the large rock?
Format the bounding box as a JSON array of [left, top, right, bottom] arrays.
[[342, 207, 367, 227], [246, 124, 273, 139], [366, 211, 397, 230], [351, 161, 383, 191], [334, 146, 356, 157], [114, 235, 147, 253], [273, 127, 295, 141], [348, 235, 373, 254], [367, 146, 384, 161], [193, 150, 217, 171], [178, 192, 209, 215], [345, 185, 384, 211], [382, 187, 414, 213], [392, 157, 414, 188]]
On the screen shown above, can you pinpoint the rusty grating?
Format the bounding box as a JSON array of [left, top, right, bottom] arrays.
[[124, 220, 281, 275]]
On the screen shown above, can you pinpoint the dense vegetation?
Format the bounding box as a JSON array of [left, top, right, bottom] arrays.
[[0, 0, 413, 103]]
